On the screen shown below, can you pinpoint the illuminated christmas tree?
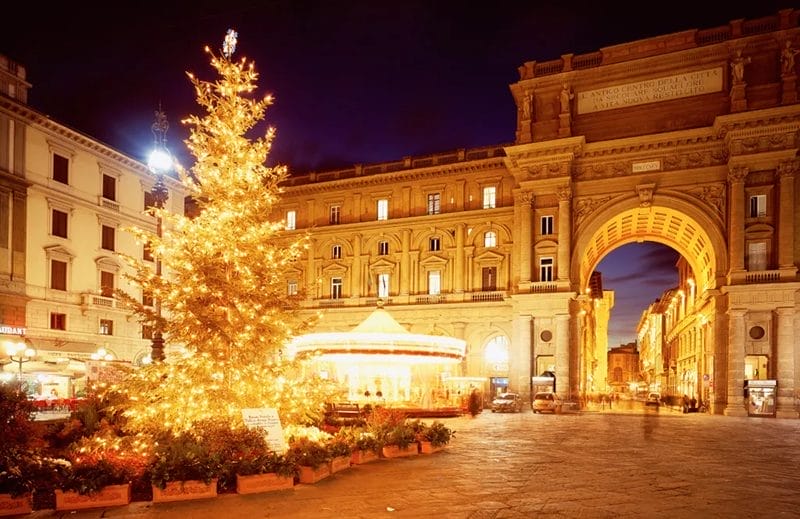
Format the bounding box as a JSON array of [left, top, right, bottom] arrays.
[[118, 30, 334, 435]]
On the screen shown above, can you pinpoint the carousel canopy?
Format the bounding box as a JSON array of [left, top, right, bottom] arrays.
[[289, 307, 466, 362]]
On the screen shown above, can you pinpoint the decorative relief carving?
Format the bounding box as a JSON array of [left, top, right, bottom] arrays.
[[777, 159, 799, 178], [687, 184, 726, 218], [556, 185, 572, 202], [515, 191, 535, 205], [727, 166, 749, 183], [636, 183, 656, 207], [574, 196, 612, 228]]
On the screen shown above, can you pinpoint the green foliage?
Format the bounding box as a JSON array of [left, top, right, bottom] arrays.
[[417, 421, 455, 447], [325, 435, 352, 458], [0, 382, 37, 449], [334, 427, 381, 453], [146, 431, 216, 489], [365, 407, 417, 448], [0, 451, 71, 497], [285, 437, 331, 469], [61, 459, 133, 495]]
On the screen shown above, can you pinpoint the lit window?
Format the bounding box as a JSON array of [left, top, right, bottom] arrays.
[[541, 215, 554, 235], [377, 199, 389, 221], [429, 237, 440, 251], [288, 280, 298, 296], [99, 319, 114, 336], [143, 242, 154, 262], [286, 210, 297, 230], [52, 209, 68, 238], [484, 231, 497, 247], [749, 195, 766, 217], [427, 193, 441, 215], [142, 290, 154, 307], [378, 241, 389, 255], [428, 271, 441, 295], [540, 257, 553, 282], [329, 205, 341, 225], [332, 244, 342, 259], [331, 277, 343, 299], [483, 186, 496, 209], [378, 273, 390, 298], [50, 312, 66, 331]]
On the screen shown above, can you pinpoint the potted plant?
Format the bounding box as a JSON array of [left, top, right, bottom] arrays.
[[234, 451, 297, 494], [1, 451, 69, 516], [325, 435, 352, 474], [147, 431, 218, 503], [55, 458, 133, 511], [286, 436, 332, 484], [415, 421, 455, 454], [336, 427, 381, 465]]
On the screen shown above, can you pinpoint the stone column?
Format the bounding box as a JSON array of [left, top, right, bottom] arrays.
[[400, 229, 411, 296], [556, 185, 572, 281], [454, 223, 465, 293], [727, 166, 748, 273], [516, 192, 534, 285], [555, 314, 570, 398], [775, 307, 798, 418], [777, 160, 796, 269], [351, 233, 362, 298], [724, 308, 747, 416], [511, 314, 532, 396]]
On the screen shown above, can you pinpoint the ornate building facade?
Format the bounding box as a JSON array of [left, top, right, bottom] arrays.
[[0, 55, 184, 397], [276, 9, 800, 417]]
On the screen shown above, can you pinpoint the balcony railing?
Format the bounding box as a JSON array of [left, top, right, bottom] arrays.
[[81, 293, 116, 309], [744, 270, 781, 283], [470, 291, 504, 302], [415, 294, 447, 304], [99, 197, 119, 211]]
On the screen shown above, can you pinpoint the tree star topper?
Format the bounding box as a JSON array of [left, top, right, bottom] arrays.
[[223, 29, 238, 58]]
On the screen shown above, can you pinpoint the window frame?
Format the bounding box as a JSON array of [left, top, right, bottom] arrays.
[[331, 277, 343, 299], [377, 198, 389, 221], [540, 215, 554, 235], [329, 205, 341, 225], [378, 273, 390, 298], [484, 231, 497, 247], [749, 194, 766, 218], [332, 244, 342, 259], [483, 186, 497, 209], [378, 241, 389, 256], [52, 208, 68, 238], [50, 312, 66, 331], [52, 153, 69, 184], [286, 210, 297, 230], [99, 319, 114, 336], [540, 257, 554, 282], [428, 270, 441, 295], [429, 237, 441, 252], [427, 193, 441, 215], [101, 224, 115, 251], [102, 173, 117, 202], [51, 259, 67, 291]]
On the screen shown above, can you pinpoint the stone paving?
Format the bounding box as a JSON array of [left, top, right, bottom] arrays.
[[29, 405, 800, 519]]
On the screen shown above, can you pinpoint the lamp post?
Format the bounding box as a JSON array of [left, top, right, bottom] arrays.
[[5, 340, 36, 378], [147, 108, 171, 362]]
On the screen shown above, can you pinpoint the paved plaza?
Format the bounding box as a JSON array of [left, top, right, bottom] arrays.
[[30, 406, 800, 519]]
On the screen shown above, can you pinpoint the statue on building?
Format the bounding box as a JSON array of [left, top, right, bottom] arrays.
[[730, 50, 751, 84], [560, 83, 574, 114], [522, 90, 533, 120], [781, 40, 799, 77]]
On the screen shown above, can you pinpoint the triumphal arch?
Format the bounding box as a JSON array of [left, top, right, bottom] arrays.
[[278, 9, 799, 418]]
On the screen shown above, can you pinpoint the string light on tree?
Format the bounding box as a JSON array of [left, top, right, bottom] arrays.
[[116, 30, 335, 435]]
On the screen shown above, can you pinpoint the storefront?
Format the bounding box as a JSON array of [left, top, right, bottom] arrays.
[[745, 379, 777, 417]]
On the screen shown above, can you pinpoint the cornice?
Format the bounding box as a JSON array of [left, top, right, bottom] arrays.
[[283, 158, 505, 195]]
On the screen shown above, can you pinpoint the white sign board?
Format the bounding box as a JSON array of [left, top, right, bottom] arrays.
[[577, 67, 723, 114], [242, 408, 286, 453]]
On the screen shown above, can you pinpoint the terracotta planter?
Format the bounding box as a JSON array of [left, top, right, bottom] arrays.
[[329, 455, 351, 474], [351, 449, 379, 465], [381, 444, 418, 458], [0, 493, 32, 517], [418, 441, 445, 454], [152, 479, 217, 503], [55, 483, 131, 511], [236, 473, 294, 494], [298, 464, 331, 484]]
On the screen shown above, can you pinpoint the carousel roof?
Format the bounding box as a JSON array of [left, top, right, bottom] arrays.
[[289, 306, 466, 362]]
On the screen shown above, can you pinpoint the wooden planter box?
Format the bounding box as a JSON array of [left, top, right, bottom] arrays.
[[152, 479, 217, 503], [329, 455, 351, 474], [298, 464, 331, 484], [55, 484, 131, 511], [351, 449, 379, 465], [418, 441, 446, 454], [0, 493, 32, 517], [381, 444, 419, 459], [236, 473, 294, 494]]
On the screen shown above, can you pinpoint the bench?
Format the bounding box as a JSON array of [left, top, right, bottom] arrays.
[[325, 402, 367, 425]]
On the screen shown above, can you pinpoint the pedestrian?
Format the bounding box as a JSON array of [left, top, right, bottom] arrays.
[[682, 394, 690, 413]]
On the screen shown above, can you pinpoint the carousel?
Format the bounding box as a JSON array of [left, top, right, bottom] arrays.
[[289, 305, 467, 411]]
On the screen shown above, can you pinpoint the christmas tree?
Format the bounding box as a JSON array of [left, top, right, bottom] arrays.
[[117, 30, 333, 435]]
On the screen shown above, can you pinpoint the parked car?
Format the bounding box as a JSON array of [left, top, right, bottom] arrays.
[[491, 392, 523, 413], [531, 391, 562, 414], [645, 392, 661, 407]]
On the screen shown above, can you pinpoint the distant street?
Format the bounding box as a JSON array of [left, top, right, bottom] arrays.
[[31, 406, 800, 518]]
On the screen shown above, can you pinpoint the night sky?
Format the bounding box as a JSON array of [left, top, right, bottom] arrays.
[[2, 1, 790, 346]]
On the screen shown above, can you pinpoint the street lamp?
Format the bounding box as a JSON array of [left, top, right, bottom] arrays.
[[4, 340, 36, 378], [91, 347, 114, 362], [147, 107, 171, 362]]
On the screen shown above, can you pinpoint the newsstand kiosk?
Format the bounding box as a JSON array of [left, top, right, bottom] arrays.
[[745, 379, 777, 417]]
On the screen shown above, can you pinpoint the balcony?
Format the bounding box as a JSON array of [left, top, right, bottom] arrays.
[[81, 292, 116, 309], [470, 291, 504, 303], [99, 196, 119, 211], [415, 294, 447, 304]]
